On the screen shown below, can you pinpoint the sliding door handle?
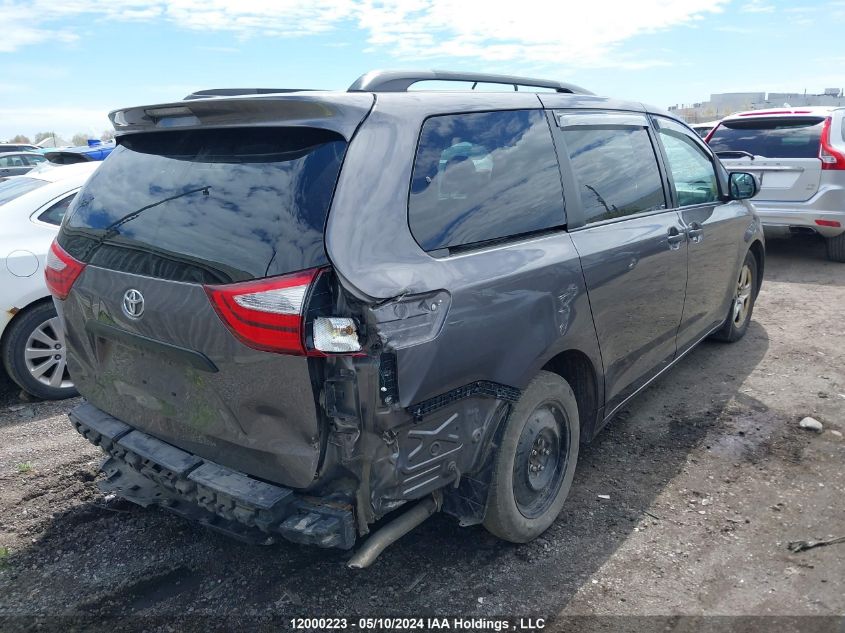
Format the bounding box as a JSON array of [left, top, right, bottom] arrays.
[[667, 227, 687, 250]]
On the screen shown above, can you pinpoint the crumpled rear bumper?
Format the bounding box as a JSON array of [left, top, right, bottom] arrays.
[[69, 402, 356, 549]]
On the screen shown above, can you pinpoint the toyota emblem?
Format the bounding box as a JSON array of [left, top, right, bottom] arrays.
[[122, 289, 145, 319]]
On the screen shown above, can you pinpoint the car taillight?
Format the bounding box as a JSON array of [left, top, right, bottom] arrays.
[[820, 117, 845, 170], [204, 268, 362, 356], [703, 123, 720, 144], [45, 240, 86, 300]]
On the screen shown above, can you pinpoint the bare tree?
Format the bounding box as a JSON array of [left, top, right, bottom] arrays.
[[34, 131, 56, 143], [9, 134, 31, 144], [71, 133, 89, 147], [100, 129, 116, 142]]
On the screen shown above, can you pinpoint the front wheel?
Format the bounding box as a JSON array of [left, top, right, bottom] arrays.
[[710, 251, 758, 343], [483, 371, 579, 543], [1, 301, 77, 400]]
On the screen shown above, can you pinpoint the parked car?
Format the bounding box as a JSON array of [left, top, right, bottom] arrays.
[[706, 107, 845, 261], [1, 162, 100, 399], [690, 120, 720, 138], [0, 152, 49, 179], [44, 140, 115, 164], [0, 143, 40, 153], [52, 70, 764, 564]]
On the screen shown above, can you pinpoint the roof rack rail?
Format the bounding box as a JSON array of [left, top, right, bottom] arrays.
[[348, 70, 592, 95], [184, 88, 318, 100]]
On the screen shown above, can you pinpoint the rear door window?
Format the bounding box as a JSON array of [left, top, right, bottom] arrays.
[[62, 127, 347, 284], [37, 192, 77, 226], [708, 117, 825, 158], [23, 154, 47, 166], [409, 109, 565, 252], [559, 114, 666, 224]]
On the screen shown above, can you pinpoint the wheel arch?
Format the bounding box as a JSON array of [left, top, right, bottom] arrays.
[[541, 349, 601, 444], [748, 239, 765, 294], [0, 295, 55, 353]]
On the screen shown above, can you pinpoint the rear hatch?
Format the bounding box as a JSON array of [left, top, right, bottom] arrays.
[[55, 96, 371, 489], [708, 115, 825, 202]]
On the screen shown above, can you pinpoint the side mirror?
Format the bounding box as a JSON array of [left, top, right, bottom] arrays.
[[728, 171, 758, 200]]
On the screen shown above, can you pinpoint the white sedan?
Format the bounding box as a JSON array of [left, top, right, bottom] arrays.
[[1, 162, 100, 399]]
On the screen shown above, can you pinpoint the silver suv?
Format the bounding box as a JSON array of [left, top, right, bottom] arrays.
[[708, 107, 845, 261], [51, 71, 764, 566]]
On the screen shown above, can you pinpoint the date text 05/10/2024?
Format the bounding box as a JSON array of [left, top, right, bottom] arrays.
[[289, 617, 547, 630]]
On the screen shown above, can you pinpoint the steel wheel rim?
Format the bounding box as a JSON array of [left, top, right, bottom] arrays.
[[23, 316, 73, 390], [732, 264, 753, 326], [512, 401, 569, 519]]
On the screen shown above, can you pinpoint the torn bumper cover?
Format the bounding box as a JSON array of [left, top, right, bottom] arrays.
[[69, 402, 356, 549]]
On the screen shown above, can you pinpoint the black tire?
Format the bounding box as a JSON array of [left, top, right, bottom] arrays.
[[826, 233, 845, 263], [1, 301, 77, 400], [483, 370, 579, 543], [710, 250, 758, 343]]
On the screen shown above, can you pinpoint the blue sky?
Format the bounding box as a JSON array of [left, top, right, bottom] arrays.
[[1, 0, 842, 140]]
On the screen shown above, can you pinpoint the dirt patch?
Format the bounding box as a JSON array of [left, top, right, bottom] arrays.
[[0, 235, 843, 631]]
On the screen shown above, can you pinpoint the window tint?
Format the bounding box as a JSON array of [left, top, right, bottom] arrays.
[[708, 117, 824, 158], [38, 193, 76, 226], [409, 110, 564, 252], [561, 122, 665, 223], [63, 127, 347, 284], [0, 177, 46, 205], [24, 154, 46, 165], [656, 118, 719, 206]]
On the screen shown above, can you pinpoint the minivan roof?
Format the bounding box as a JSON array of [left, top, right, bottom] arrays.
[[110, 90, 671, 138]]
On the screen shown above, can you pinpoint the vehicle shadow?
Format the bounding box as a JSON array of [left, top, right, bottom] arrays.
[[3, 322, 770, 627], [764, 234, 845, 287], [0, 370, 21, 409]]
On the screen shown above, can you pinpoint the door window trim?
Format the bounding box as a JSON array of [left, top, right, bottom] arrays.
[[550, 109, 672, 230]]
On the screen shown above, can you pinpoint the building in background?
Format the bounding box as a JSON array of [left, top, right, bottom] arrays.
[[669, 88, 845, 123]]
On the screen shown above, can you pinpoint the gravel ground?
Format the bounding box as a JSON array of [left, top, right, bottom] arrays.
[[0, 235, 843, 632]]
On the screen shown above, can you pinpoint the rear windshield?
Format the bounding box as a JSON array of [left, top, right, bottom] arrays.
[[60, 127, 347, 284], [0, 177, 47, 206], [708, 117, 824, 158]]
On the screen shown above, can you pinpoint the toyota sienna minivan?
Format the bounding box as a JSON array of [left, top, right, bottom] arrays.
[[50, 70, 765, 566]]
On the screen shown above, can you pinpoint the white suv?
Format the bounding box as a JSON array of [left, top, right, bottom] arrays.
[[0, 162, 99, 399], [707, 107, 845, 261]]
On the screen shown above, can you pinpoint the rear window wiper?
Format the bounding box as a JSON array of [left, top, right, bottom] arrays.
[[716, 150, 757, 160]]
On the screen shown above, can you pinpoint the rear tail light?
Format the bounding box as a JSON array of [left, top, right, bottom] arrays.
[[815, 219, 842, 228], [820, 117, 845, 170], [204, 268, 361, 356], [45, 240, 86, 300], [703, 123, 720, 144]]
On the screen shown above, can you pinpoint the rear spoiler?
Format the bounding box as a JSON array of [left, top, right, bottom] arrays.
[[109, 93, 375, 140]]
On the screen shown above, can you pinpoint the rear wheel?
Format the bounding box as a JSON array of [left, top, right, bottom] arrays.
[[1, 302, 77, 400], [483, 371, 579, 543], [710, 251, 758, 343], [826, 233, 845, 263]]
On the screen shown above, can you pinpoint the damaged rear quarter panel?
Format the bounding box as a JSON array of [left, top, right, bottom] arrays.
[[325, 93, 603, 403], [324, 94, 605, 521]]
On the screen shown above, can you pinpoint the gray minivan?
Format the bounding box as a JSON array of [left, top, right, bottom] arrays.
[[50, 71, 765, 566]]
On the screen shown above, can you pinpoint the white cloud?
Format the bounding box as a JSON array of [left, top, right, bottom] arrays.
[[0, 0, 729, 68], [741, 0, 775, 13]]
